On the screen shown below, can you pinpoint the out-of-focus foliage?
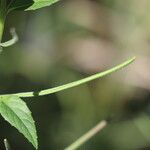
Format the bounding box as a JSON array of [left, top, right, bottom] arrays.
[[0, 0, 150, 149]]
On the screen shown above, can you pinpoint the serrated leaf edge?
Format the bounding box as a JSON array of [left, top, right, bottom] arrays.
[[0, 97, 38, 149]]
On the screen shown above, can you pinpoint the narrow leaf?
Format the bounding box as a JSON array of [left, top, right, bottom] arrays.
[[0, 96, 38, 149]]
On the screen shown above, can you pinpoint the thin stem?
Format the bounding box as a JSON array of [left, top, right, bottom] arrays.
[[0, 57, 136, 98], [4, 139, 11, 150], [0, 16, 4, 42], [65, 120, 107, 150], [0, 0, 6, 42], [0, 28, 18, 47]]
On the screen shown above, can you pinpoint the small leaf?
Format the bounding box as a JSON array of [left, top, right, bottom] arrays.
[[27, 0, 60, 10], [0, 96, 38, 149], [8, 0, 60, 12]]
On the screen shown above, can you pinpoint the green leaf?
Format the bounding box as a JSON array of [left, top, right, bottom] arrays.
[[8, 0, 60, 12], [0, 95, 38, 149], [27, 0, 60, 10]]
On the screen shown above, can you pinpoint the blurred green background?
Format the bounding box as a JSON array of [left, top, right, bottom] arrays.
[[1, 0, 150, 149]]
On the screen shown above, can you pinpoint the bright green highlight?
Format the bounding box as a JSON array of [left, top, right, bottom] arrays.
[[0, 28, 18, 47], [0, 0, 6, 42]]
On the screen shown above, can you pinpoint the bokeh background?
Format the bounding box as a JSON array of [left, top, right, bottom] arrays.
[[1, 0, 150, 149]]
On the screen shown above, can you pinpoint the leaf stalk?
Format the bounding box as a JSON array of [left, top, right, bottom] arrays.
[[0, 57, 136, 98]]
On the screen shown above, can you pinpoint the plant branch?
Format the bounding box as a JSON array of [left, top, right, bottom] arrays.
[[0, 57, 136, 98], [0, 28, 18, 47], [64, 120, 107, 150], [0, 0, 6, 42]]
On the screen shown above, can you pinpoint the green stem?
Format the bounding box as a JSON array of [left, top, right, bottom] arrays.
[[0, 16, 4, 42], [0, 28, 19, 47], [0, 0, 6, 42], [0, 57, 136, 98], [65, 120, 107, 150]]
